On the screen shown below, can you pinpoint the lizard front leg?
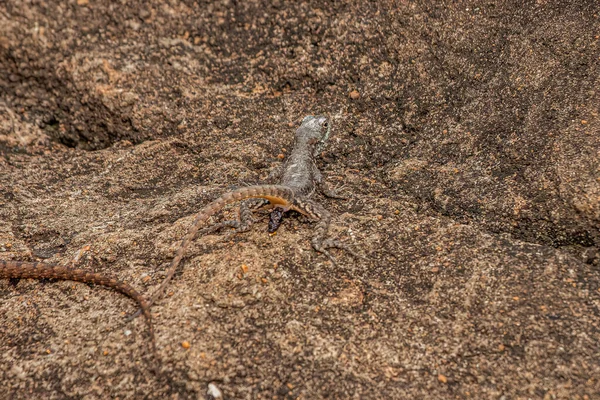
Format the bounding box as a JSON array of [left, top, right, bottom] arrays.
[[314, 169, 347, 199], [267, 163, 285, 182], [318, 180, 347, 199]]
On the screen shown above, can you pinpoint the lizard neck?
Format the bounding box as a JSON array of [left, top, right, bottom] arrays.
[[290, 137, 317, 158]]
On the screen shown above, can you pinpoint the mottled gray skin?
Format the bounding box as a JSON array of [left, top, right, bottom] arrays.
[[278, 115, 330, 197], [266, 115, 337, 231], [197, 115, 347, 237], [139, 116, 359, 318]]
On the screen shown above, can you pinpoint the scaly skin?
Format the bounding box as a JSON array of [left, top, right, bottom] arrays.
[[0, 260, 157, 369], [144, 116, 359, 313], [147, 185, 296, 307]]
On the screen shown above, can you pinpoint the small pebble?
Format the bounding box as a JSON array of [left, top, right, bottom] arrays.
[[124, 330, 132, 336], [207, 383, 223, 399], [438, 374, 448, 383], [349, 90, 360, 99], [182, 341, 191, 349], [10, 365, 26, 380]]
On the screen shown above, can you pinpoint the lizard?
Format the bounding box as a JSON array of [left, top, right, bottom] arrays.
[[143, 115, 359, 311], [0, 259, 157, 368]]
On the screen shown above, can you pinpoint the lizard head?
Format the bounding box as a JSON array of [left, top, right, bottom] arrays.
[[296, 115, 330, 157]]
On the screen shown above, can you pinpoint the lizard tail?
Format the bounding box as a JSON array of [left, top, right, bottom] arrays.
[[0, 260, 158, 370], [146, 185, 295, 308]]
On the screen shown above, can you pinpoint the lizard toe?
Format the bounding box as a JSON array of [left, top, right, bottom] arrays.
[[319, 238, 362, 259]]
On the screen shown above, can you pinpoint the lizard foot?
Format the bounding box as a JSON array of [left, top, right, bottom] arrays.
[[321, 184, 348, 200], [316, 177, 349, 199], [312, 238, 363, 266]]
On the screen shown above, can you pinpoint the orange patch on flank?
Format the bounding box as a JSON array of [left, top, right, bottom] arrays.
[[263, 195, 289, 206]]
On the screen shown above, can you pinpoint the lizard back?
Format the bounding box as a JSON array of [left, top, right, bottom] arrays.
[[279, 115, 330, 196]]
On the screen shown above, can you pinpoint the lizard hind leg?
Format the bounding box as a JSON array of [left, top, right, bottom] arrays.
[[197, 198, 269, 237], [143, 184, 296, 311], [300, 198, 361, 265]]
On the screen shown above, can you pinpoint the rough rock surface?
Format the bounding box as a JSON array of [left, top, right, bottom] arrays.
[[1, 1, 599, 398]]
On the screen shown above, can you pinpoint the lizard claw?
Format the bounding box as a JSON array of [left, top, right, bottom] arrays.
[[315, 238, 363, 260], [318, 180, 348, 199], [313, 246, 339, 267]]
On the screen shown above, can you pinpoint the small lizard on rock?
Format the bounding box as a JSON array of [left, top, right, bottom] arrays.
[[146, 115, 359, 309], [0, 259, 157, 364]]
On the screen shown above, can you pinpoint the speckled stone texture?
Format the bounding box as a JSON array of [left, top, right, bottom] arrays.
[[1, 0, 599, 398]]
